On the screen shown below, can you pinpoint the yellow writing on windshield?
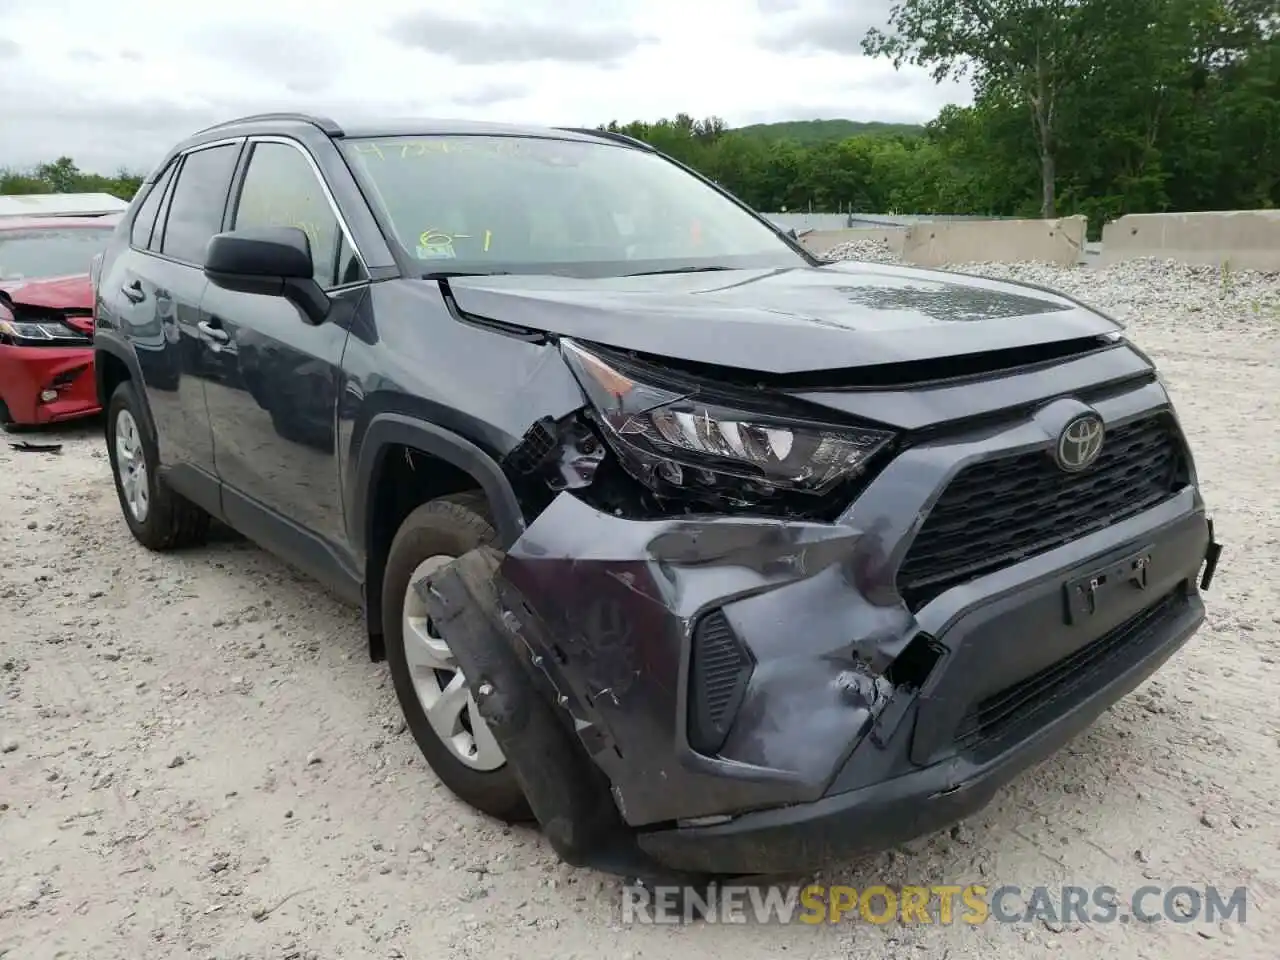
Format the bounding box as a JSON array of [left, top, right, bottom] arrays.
[[419, 229, 467, 246], [402, 141, 452, 157], [352, 138, 535, 160], [414, 228, 494, 258]]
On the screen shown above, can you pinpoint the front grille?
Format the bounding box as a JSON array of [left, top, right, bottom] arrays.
[[897, 413, 1186, 609], [955, 587, 1187, 752]]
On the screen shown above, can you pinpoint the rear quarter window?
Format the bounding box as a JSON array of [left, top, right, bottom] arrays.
[[130, 162, 176, 251]]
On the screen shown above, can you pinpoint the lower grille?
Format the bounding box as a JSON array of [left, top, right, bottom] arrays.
[[955, 587, 1187, 752], [898, 413, 1186, 609], [686, 610, 754, 756], [51, 365, 89, 388]]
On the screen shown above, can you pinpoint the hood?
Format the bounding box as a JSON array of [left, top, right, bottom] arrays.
[[0, 274, 93, 311], [443, 262, 1120, 375]]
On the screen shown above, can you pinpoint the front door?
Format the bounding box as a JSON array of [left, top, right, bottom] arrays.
[[202, 138, 368, 592]]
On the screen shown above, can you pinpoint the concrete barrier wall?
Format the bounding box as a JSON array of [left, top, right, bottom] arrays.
[[800, 217, 1087, 266], [1100, 210, 1280, 271], [899, 215, 1087, 267], [799, 210, 1280, 270]]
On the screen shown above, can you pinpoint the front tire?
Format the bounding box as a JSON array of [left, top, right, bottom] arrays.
[[383, 494, 530, 822], [106, 380, 210, 550]]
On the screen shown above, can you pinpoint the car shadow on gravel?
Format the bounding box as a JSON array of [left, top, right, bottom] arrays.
[[2, 412, 105, 444]]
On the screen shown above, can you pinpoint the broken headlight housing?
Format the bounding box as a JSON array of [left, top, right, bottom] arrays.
[[562, 339, 894, 501], [0, 316, 91, 346]]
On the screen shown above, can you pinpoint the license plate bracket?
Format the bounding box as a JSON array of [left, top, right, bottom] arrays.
[[1063, 544, 1154, 625]]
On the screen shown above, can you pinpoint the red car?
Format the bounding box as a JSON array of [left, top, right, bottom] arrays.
[[0, 216, 117, 429]]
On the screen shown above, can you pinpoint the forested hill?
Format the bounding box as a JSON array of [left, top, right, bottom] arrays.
[[733, 119, 925, 144]]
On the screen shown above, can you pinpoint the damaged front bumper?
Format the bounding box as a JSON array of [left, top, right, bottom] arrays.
[[416, 487, 1219, 877], [0, 344, 98, 425]]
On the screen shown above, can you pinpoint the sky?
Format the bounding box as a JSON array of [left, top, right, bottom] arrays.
[[0, 0, 971, 176]]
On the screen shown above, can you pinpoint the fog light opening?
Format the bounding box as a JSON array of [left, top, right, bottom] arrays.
[[39, 389, 59, 403], [885, 633, 946, 691], [51, 365, 87, 388]]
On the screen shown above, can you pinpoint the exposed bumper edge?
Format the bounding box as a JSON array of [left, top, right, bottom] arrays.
[[635, 594, 1205, 876], [1200, 517, 1223, 591]]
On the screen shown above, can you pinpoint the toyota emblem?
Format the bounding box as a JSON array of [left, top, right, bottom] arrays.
[[1055, 413, 1105, 472]]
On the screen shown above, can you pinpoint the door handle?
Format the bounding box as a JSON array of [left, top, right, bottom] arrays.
[[197, 320, 230, 344], [121, 280, 145, 304]]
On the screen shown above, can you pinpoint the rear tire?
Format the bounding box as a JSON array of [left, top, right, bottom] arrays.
[[106, 380, 210, 550], [383, 493, 531, 822]]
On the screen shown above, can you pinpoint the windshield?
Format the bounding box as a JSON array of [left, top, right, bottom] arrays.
[[341, 135, 804, 277], [0, 227, 112, 282]]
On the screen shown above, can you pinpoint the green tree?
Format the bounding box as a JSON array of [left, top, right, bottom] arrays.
[[864, 0, 1100, 217], [1, 157, 142, 201], [34, 156, 82, 193]]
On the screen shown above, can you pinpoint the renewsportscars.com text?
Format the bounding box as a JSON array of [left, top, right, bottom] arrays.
[[621, 883, 1249, 926]]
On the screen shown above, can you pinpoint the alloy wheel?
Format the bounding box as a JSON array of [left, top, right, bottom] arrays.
[[115, 409, 150, 523], [401, 555, 506, 771]]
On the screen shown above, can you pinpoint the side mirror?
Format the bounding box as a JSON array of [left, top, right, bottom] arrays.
[[204, 227, 330, 325], [785, 227, 798, 240]]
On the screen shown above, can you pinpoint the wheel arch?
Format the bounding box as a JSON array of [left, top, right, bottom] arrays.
[[94, 336, 157, 442], [353, 413, 527, 659]]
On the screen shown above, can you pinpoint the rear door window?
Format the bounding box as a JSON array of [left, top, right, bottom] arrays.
[[159, 143, 240, 264]]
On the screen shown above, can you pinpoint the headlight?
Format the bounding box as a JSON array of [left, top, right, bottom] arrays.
[[0, 317, 91, 345], [561, 339, 894, 498]]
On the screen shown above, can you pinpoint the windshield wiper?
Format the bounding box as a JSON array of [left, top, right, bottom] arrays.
[[422, 270, 513, 279], [623, 265, 736, 277]]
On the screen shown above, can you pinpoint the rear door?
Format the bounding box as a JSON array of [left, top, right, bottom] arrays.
[[105, 161, 179, 396], [200, 136, 368, 587], [110, 141, 243, 477]]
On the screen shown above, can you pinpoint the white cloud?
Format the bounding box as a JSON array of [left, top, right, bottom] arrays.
[[0, 0, 971, 175]]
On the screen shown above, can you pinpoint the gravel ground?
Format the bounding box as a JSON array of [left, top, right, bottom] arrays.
[[2, 252, 1278, 959]]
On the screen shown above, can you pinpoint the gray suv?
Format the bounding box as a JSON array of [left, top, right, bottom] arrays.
[[91, 112, 1222, 880]]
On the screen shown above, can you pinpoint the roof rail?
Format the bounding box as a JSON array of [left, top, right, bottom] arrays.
[[555, 126, 653, 150], [192, 112, 344, 138]]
